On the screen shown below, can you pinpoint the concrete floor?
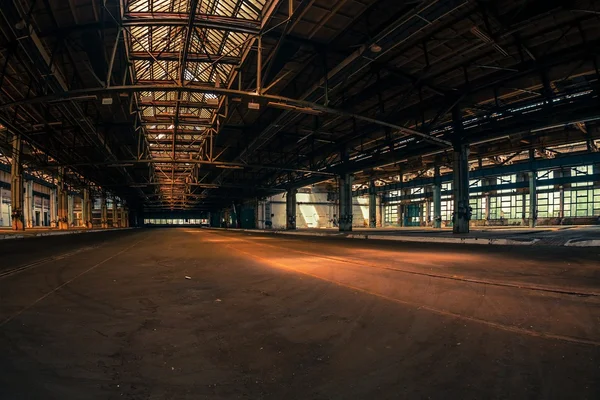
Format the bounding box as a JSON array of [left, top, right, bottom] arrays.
[[0, 228, 599, 399]]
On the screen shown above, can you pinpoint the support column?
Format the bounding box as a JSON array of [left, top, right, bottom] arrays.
[[57, 169, 69, 230], [529, 171, 537, 228], [112, 198, 118, 227], [67, 195, 74, 227], [120, 206, 126, 228], [82, 188, 92, 228], [433, 166, 442, 228], [452, 144, 470, 234], [425, 187, 432, 227], [265, 200, 272, 229], [339, 173, 354, 232], [10, 134, 24, 231], [368, 181, 377, 228], [515, 174, 527, 226], [101, 194, 108, 228], [558, 168, 569, 221], [286, 188, 297, 230], [484, 192, 491, 222], [117, 206, 123, 228], [50, 187, 58, 227], [24, 180, 33, 228]]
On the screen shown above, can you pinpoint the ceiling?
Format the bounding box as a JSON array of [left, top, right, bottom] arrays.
[[0, 0, 599, 210]]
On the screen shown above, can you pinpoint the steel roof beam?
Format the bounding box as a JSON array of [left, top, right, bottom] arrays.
[[121, 12, 260, 35], [129, 51, 241, 64], [1, 84, 450, 146]]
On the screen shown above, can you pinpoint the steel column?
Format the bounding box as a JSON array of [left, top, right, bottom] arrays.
[[286, 188, 297, 230], [433, 166, 441, 228], [50, 187, 57, 227], [82, 189, 88, 228], [529, 171, 537, 228], [10, 134, 24, 231], [67, 195, 74, 227], [452, 144, 470, 234], [112, 198, 118, 227], [339, 173, 354, 232], [425, 187, 432, 227], [101, 195, 108, 228], [368, 180, 377, 228], [121, 207, 127, 228], [57, 169, 69, 230], [24, 180, 33, 228]]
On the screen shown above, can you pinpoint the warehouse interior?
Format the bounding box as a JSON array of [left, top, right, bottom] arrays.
[[0, 0, 599, 398]]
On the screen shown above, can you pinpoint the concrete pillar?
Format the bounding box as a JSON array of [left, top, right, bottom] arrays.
[[117, 206, 123, 228], [112, 198, 118, 228], [339, 173, 354, 232], [433, 166, 442, 228], [452, 144, 470, 234], [265, 200, 272, 229], [67, 195, 74, 227], [24, 180, 33, 228], [286, 188, 297, 230], [120, 206, 126, 228], [50, 187, 58, 227], [254, 199, 261, 229], [368, 181, 377, 228], [101, 195, 108, 228], [425, 188, 432, 227], [558, 168, 569, 220], [223, 209, 230, 228], [10, 134, 24, 231], [529, 171, 537, 228], [82, 188, 92, 228], [559, 186, 565, 220], [57, 170, 69, 230]]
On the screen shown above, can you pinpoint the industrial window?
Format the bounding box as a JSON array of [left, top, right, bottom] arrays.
[[384, 204, 399, 225], [537, 170, 554, 190], [489, 194, 528, 220], [571, 165, 593, 187], [469, 196, 487, 220], [441, 182, 452, 200], [537, 191, 561, 218], [469, 179, 482, 194], [440, 200, 453, 222], [496, 174, 517, 194], [565, 189, 596, 217]]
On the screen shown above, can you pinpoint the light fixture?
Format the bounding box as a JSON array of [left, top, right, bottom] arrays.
[[102, 97, 113, 105], [248, 102, 260, 110], [370, 43, 382, 53]]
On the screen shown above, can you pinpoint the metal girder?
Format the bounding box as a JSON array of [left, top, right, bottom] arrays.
[[53, 158, 335, 175], [129, 51, 241, 65], [138, 100, 218, 109], [121, 13, 260, 35], [0, 84, 450, 146]]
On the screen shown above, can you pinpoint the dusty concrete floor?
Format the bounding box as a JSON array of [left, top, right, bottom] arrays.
[[0, 228, 599, 399]]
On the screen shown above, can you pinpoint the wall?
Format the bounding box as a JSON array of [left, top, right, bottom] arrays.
[[264, 191, 381, 230], [0, 169, 52, 227]]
